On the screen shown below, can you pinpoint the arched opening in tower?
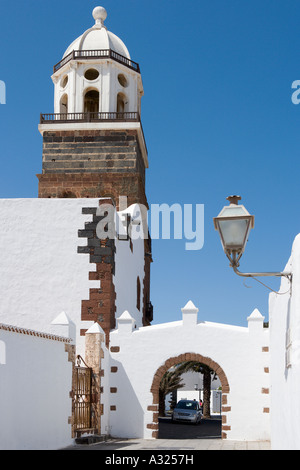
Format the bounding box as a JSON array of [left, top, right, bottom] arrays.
[[84, 89, 100, 113], [60, 94, 68, 114]]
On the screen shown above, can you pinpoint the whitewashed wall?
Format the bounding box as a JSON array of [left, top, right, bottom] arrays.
[[0, 325, 73, 450], [108, 303, 270, 441], [54, 61, 142, 115], [114, 205, 146, 329], [269, 234, 300, 450], [0, 199, 98, 357]]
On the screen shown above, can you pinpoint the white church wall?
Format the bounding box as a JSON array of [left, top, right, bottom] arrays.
[[114, 205, 146, 329], [0, 198, 146, 358], [109, 304, 270, 441], [0, 324, 73, 450], [0, 198, 100, 357], [114, 237, 145, 328], [269, 234, 300, 450], [100, 337, 111, 435]]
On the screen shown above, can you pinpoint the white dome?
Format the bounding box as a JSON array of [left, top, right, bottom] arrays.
[[63, 7, 131, 59]]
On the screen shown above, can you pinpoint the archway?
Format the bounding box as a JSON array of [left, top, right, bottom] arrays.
[[60, 94, 68, 114], [149, 353, 230, 439], [117, 92, 128, 114], [84, 89, 99, 113]]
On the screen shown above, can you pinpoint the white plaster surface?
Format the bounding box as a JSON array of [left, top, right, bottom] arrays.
[[0, 198, 145, 358], [108, 305, 270, 441], [269, 234, 300, 450], [0, 199, 100, 357], [0, 327, 72, 450]]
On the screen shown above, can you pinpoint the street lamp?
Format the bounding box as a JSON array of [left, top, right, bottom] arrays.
[[213, 196, 292, 281]]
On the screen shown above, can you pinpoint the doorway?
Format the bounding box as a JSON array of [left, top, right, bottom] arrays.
[[149, 353, 230, 440]]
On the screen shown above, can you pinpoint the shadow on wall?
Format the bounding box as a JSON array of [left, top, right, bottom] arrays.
[[0, 340, 5, 365], [110, 361, 145, 438], [285, 297, 291, 381]]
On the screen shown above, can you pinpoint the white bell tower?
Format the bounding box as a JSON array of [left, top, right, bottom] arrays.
[[38, 5, 148, 207], [51, 6, 144, 117]]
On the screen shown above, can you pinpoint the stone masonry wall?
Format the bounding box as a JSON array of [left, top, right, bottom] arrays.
[[37, 129, 147, 208], [78, 200, 116, 347]]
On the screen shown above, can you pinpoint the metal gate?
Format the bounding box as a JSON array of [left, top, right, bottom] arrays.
[[73, 355, 95, 436]]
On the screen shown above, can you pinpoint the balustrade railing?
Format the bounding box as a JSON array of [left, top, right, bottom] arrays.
[[53, 49, 140, 73], [40, 111, 140, 124]]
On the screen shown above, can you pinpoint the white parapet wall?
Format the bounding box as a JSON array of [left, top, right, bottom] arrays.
[[0, 324, 73, 450]]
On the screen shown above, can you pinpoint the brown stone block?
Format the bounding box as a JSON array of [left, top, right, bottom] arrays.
[[146, 423, 158, 430], [222, 395, 228, 405], [222, 406, 231, 413], [147, 405, 158, 412]]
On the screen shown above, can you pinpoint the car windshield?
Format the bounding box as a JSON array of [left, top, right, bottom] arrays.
[[176, 401, 198, 410]]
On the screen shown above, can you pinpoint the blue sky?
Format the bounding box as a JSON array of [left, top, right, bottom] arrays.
[[0, 0, 300, 327]]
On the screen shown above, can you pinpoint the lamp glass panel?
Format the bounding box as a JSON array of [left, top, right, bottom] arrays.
[[218, 219, 250, 249]]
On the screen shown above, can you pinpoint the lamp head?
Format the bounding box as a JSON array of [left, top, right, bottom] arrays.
[[213, 196, 254, 266]]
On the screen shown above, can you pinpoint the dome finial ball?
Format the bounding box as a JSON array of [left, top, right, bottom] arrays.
[[93, 6, 107, 24]]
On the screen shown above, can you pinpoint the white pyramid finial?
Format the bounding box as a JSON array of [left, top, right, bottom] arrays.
[[86, 322, 105, 335], [51, 311, 70, 325], [247, 308, 264, 322], [182, 300, 198, 312], [182, 301, 199, 327]]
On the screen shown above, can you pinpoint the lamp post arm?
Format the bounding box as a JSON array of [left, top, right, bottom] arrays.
[[228, 251, 292, 282]]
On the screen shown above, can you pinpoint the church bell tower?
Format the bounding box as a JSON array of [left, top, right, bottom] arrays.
[[37, 6, 148, 209], [37, 6, 153, 339]]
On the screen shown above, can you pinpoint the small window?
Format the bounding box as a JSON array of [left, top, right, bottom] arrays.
[[118, 74, 128, 87], [60, 190, 76, 198], [84, 68, 100, 81], [61, 75, 68, 88]]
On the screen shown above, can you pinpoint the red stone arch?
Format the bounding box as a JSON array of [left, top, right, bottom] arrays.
[[147, 353, 231, 439]]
